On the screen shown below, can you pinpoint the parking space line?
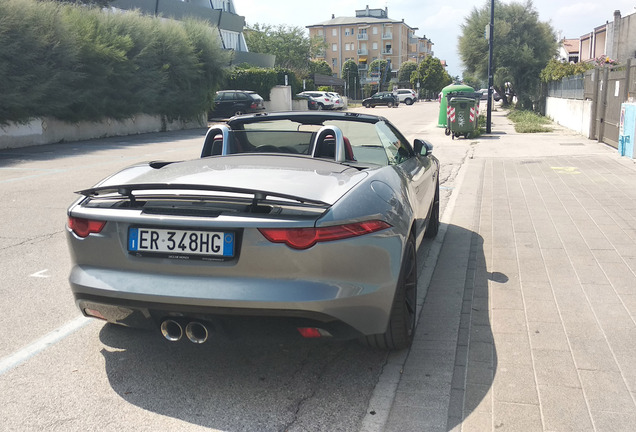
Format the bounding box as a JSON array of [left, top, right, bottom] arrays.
[[0, 316, 91, 376]]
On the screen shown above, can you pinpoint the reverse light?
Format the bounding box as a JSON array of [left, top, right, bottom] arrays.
[[68, 217, 106, 238], [258, 220, 391, 250]]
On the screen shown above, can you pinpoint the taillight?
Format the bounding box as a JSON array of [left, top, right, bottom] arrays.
[[258, 220, 391, 250], [68, 217, 106, 238], [250, 103, 258, 109]]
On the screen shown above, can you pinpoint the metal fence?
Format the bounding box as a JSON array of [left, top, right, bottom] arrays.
[[547, 74, 585, 100]]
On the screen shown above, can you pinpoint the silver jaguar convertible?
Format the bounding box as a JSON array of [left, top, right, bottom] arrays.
[[66, 112, 440, 350]]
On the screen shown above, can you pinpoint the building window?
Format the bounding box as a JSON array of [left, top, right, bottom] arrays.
[[372, 42, 378, 50], [332, 28, 337, 36], [332, 58, 338, 68], [318, 29, 323, 36], [372, 26, 378, 35], [220, 30, 240, 51], [332, 43, 338, 52]]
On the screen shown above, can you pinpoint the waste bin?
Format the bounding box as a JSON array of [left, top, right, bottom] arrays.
[[445, 92, 481, 139], [438, 84, 475, 127]]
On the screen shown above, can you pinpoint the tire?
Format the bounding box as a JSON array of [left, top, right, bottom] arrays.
[[233, 110, 244, 116], [424, 180, 440, 239], [405, 98, 413, 105], [317, 103, 324, 110], [387, 101, 394, 108], [363, 102, 370, 108], [362, 235, 417, 350]]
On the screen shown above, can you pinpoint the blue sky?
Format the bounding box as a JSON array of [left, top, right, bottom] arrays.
[[236, 0, 636, 77]]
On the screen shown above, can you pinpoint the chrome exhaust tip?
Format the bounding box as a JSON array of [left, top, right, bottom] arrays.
[[185, 321, 209, 344], [160, 319, 183, 342]]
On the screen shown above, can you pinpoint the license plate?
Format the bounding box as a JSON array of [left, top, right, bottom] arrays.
[[128, 227, 234, 258]]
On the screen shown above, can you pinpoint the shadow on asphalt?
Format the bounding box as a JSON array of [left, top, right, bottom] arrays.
[[98, 321, 387, 431]]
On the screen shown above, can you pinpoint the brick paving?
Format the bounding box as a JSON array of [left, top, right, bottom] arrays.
[[381, 110, 636, 432]]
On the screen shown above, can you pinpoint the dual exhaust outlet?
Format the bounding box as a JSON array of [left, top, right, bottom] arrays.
[[160, 319, 209, 344]]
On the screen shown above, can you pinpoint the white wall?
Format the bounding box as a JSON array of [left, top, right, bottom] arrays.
[[266, 85, 293, 112], [545, 97, 593, 138], [0, 114, 206, 149]]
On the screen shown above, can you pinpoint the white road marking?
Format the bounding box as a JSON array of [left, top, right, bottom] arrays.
[[29, 269, 50, 278], [0, 316, 91, 376]]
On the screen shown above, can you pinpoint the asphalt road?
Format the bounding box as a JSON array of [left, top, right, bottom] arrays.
[[0, 101, 468, 431]]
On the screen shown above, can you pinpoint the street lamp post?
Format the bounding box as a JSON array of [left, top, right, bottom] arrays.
[[486, 0, 494, 133]]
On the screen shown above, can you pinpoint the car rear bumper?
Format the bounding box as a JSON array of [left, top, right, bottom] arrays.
[[69, 265, 397, 337]]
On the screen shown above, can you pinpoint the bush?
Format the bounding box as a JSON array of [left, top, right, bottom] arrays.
[[226, 68, 278, 100], [0, 0, 229, 124], [224, 67, 303, 100]]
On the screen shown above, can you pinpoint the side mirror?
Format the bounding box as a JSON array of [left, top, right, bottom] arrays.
[[413, 139, 433, 156]]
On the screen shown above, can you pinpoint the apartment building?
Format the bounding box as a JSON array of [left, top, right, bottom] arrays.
[[307, 6, 430, 85]]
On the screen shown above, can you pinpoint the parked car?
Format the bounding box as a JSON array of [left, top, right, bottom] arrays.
[[66, 111, 440, 350], [297, 91, 335, 110], [362, 92, 399, 108], [393, 89, 418, 105], [296, 93, 319, 110], [478, 88, 501, 101], [327, 92, 345, 109], [208, 90, 265, 119]]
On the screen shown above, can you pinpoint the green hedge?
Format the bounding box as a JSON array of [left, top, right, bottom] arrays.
[[225, 67, 304, 100], [0, 0, 230, 125]]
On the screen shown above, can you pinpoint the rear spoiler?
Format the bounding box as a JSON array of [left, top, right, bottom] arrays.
[[77, 183, 331, 210]]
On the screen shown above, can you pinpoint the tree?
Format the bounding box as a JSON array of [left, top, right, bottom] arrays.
[[244, 23, 324, 74], [458, 0, 557, 109], [309, 60, 332, 76], [397, 61, 417, 84], [342, 60, 359, 99], [462, 72, 484, 91], [369, 59, 390, 92], [412, 56, 452, 99]]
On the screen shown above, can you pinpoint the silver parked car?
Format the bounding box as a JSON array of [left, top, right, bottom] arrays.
[[66, 112, 440, 350]]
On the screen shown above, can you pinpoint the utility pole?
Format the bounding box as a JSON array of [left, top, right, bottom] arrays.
[[486, 0, 494, 133]]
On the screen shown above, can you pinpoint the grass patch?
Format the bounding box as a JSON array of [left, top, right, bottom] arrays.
[[507, 109, 553, 133]]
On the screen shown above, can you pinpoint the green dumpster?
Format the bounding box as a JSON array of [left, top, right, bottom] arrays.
[[438, 84, 475, 127], [445, 92, 481, 139]]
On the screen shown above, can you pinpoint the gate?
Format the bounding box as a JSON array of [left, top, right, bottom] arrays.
[[589, 59, 636, 148]]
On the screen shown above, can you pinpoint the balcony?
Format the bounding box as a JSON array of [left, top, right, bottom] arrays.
[[382, 33, 393, 40], [357, 49, 368, 55], [382, 49, 393, 55], [357, 63, 368, 70], [357, 33, 368, 40]]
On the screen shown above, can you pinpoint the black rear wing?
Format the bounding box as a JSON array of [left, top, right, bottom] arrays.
[[77, 183, 331, 211]]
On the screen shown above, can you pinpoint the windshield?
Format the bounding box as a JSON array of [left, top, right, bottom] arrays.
[[229, 118, 413, 166]]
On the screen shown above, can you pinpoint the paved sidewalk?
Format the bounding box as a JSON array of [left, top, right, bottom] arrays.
[[375, 109, 636, 431]]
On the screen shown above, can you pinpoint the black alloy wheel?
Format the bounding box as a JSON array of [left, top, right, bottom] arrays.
[[362, 235, 417, 350], [424, 180, 440, 239]]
